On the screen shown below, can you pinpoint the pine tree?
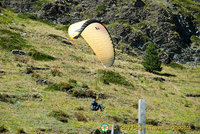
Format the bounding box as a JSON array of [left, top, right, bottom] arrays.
[[142, 42, 162, 73]]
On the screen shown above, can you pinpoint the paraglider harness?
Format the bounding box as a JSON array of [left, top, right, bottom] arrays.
[[90, 99, 104, 111]]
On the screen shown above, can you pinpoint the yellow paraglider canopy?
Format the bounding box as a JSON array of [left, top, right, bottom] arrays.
[[68, 19, 115, 68]]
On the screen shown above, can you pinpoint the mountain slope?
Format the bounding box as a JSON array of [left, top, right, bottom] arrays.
[[0, 8, 200, 134], [1, 0, 200, 65]]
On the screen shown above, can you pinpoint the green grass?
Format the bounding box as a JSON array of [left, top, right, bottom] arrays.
[[168, 0, 200, 24], [0, 8, 199, 134], [17, 13, 56, 27], [0, 14, 12, 24], [0, 8, 13, 24], [55, 24, 70, 32], [28, 49, 56, 61], [0, 29, 31, 51], [166, 62, 186, 69]]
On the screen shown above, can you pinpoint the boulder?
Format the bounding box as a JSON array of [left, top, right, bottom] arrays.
[[134, 0, 146, 7], [12, 50, 26, 56]]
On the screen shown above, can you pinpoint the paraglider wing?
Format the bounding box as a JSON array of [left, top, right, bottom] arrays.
[[68, 19, 115, 67], [68, 20, 87, 40]]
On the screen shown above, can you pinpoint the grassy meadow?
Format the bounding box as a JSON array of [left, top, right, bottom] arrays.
[[0, 9, 200, 134]]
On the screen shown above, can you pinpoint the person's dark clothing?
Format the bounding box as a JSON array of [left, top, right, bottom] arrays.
[[91, 99, 104, 111]]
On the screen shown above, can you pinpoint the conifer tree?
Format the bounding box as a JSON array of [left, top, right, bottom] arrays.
[[142, 42, 162, 72]]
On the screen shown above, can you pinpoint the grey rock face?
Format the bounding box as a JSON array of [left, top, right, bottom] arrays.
[[0, 0, 37, 13]]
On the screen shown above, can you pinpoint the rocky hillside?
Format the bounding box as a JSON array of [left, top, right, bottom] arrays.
[[0, 1, 200, 134], [1, 0, 200, 65]]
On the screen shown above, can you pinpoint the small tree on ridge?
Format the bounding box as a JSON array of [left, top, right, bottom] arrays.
[[142, 42, 162, 73]]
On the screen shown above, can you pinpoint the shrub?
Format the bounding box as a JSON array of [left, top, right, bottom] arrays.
[[98, 69, 130, 86], [76, 106, 84, 111], [74, 112, 87, 122], [51, 68, 62, 76], [26, 67, 34, 74], [85, 90, 95, 97], [72, 89, 85, 98], [49, 110, 69, 123], [70, 86, 95, 98], [17, 128, 26, 134], [59, 83, 73, 91], [71, 89, 95, 98], [142, 42, 162, 72], [0, 93, 17, 104], [82, 84, 89, 90], [45, 83, 73, 92], [31, 72, 41, 79], [0, 125, 8, 133], [68, 79, 77, 84]]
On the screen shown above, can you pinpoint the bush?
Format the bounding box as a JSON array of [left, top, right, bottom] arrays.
[[76, 106, 84, 111], [26, 67, 34, 74], [51, 68, 62, 76], [68, 79, 77, 85], [17, 128, 26, 134], [142, 42, 162, 72], [72, 89, 85, 98], [71, 89, 95, 98], [59, 83, 73, 91], [45, 83, 73, 92], [85, 90, 95, 97], [74, 112, 87, 122], [0, 125, 8, 133], [98, 69, 130, 86], [49, 110, 70, 123], [82, 84, 89, 90], [0, 93, 17, 104]]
